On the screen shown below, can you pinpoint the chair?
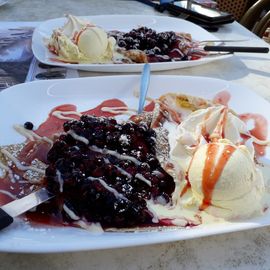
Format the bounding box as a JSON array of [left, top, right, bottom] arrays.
[[240, 0, 270, 40]]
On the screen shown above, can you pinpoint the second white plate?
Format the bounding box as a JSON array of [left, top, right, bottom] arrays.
[[32, 15, 231, 72]]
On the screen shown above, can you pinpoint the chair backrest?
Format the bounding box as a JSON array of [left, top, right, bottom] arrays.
[[263, 27, 270, 43], [253, 10, 270, 37], [216, 0, 251, 21], [240, 0, 270, 30]]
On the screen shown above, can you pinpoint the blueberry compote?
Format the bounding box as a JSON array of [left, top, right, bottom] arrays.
[[109, 27, 195, 62], [45, 115, 175, 228]]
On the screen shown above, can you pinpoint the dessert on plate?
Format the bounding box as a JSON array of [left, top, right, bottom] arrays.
[[0, 90, 269, 231], [170, 105, 266, 219], [47, 15, 208, 64]]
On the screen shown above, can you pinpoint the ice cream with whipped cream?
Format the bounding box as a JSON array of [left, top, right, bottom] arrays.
[[48, 15, 116, 63], [170, 105, 266, 219]]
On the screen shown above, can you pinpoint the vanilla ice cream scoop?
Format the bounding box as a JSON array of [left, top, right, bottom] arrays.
[[187, 140, 265, 219], [77, 27, 115, 61], [48, 15, 116, 63]]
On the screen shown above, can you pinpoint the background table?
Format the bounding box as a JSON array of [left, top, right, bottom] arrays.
[[1, 0, 270, 269]]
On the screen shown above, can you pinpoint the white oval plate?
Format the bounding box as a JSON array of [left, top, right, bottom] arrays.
[[32, 15, 231, 72], [0, 75, 269, 253]]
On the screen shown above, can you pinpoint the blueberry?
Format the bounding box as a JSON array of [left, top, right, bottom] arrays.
[[24, 121, 34, 130], [129, 30, 138, 38], [146, 38, 156, 49], [125, 37, 134, 44], [118, 39, 126, 48]]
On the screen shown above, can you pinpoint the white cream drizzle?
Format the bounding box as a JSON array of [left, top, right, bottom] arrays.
[[249, 134, 270, 146], [171, 218, 190, 227], [135, 173, 152, 187], [90, 145, 141, 166], [52, 110, 82, 121], [56, 170, 64, 193], [74, 220, 104, 233], [146, 200, 159, 223], [155, 195, 168, 206], [133, 88, 154, 103], [171, 47, 184, 56], [101, 106, 136, 115], [13, 125, 53, 145], [152, 170, 163, 177], [67, 130, 89, 144], [0, 149, 45, 174], [88, 176, 128, 201], [114, 165, 132, 178], [0, 189, 17, 200], [63, 204, 80, 221]]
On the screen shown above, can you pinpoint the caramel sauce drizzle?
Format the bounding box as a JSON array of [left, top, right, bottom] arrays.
[[73, 27, 87, 45], [199, 143, 236, 211], [180, 158, 194, 197], [180, 179, 191, 197], [182, 107, 230, 199]]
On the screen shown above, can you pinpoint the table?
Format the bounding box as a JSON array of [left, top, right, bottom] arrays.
[[1, 0, 270, 269]]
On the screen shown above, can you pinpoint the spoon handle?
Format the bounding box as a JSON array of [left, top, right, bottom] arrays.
[[138, 63, 151, 114], [0, 208, 13, 230]]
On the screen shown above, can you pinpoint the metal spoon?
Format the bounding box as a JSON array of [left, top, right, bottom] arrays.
[[138, 63, 150, 114]]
